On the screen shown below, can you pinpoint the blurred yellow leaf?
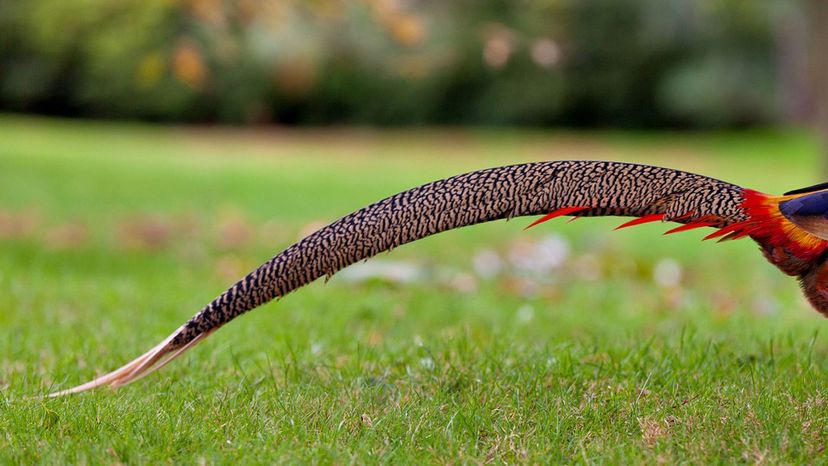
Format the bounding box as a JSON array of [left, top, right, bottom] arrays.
[[136, 52, 165, 89], [389, 14, 426, 47], [371, 0, 427, 47], [173, 40, 208, 90]]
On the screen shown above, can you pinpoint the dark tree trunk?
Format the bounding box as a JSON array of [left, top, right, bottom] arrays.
[[774, 4, 811, 122], [808, 0, 828, 174]]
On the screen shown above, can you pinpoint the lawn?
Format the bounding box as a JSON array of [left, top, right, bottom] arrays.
[[1, 115, 827, 463]]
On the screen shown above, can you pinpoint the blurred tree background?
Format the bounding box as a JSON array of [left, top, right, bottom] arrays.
[[0, 0, 821, 129]]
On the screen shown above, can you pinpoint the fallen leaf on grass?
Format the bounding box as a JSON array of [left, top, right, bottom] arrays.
[[0, 209, 39, 240], [43, 223, 89, 250]]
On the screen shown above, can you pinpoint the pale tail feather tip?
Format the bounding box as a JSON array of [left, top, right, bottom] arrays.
[[47, 325, 205, 397]]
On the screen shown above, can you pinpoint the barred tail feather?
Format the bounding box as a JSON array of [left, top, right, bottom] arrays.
[[49, 160, 749, 396]]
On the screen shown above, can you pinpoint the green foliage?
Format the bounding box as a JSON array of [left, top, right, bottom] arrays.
[[0, 0, 789, 126]]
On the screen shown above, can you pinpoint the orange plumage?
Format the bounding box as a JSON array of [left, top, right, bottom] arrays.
[[739, 189, 828, 262]]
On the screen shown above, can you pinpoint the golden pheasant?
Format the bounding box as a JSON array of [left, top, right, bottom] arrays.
[[50, 160, 828, 395]]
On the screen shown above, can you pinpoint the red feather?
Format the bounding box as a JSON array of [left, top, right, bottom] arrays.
[[525, 206, 589, 230], [663, 218, 718, 235], [703, 222, 748, 241], [614, 214, 665, 230]]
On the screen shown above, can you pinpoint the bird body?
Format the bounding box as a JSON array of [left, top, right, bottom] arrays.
[[50, 160, 828, 396]]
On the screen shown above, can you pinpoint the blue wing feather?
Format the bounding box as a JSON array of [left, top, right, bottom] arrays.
[[780, 191, 828, 220]]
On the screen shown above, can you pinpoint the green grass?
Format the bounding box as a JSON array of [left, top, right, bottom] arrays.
[[2, 115, 828, 463]]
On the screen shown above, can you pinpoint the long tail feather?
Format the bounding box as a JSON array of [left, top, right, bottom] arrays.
[[50, 160, 749, 395]]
